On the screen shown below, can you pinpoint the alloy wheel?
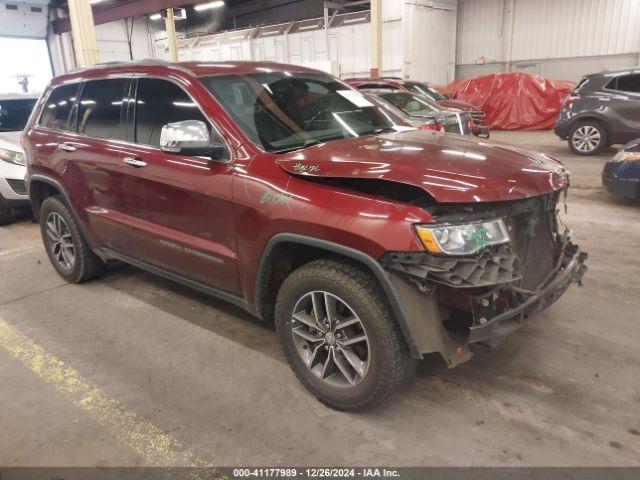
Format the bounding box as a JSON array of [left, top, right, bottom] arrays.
[[572, 125, 601, 153], [290, 291, 371, 388], [45, 212, 75, 269]]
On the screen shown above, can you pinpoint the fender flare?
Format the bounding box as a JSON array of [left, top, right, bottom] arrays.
[[256, 233, 423, 358], [28, 173, 99, 257], [568, 113, 611, 136], [28, 174, 71, 218]]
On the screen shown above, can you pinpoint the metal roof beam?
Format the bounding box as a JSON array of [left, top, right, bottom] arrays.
[[52, 0, 202, 35]]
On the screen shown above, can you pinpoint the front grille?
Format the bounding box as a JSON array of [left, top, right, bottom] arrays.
[[505, 207, 557, 290], [6, 179, 27, 195]]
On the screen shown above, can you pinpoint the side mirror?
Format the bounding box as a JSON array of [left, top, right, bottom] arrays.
[[160, 120, 227, 159]]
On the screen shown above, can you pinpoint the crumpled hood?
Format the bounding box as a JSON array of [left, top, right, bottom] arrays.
[[277, 130, 569, 203]]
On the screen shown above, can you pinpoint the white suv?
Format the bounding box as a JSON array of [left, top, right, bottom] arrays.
[[0, 93, 38, 224]]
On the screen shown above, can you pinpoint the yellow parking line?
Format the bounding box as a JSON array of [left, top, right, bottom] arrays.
[[0, 315, 212, 468]]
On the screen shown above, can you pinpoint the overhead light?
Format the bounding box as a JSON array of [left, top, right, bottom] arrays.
[[343, 16, 366, 24], [298, 24, 319, 31], [149, 13, 161, 20], [194, 0, 225, 11], [90, 0, 106, 4]]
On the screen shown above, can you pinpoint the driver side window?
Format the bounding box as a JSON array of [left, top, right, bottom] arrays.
[[135, 79, 221, 148]]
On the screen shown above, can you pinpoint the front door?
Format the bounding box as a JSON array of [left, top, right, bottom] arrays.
[[119, 78, 240, 293]]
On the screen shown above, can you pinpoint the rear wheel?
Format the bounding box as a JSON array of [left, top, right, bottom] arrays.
[[40, 196, 106, 283], [569, 121, 607, 155], [275, 259, 416, 410]]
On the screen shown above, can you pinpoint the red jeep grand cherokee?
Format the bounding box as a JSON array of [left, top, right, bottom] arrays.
[[23, 61, 586, 410]]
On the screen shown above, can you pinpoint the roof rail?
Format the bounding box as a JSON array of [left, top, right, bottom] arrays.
[[68, 59, 170, 74]]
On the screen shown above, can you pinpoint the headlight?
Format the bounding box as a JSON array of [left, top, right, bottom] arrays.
[[611, 150, 640, 162], [0, 147, 26, 166], [415, 219, 510, 255]]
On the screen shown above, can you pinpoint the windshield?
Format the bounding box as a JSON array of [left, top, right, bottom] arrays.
[[379, 91, 442, 117], [0, 98, 36, 132], [200, 72, 395, 153], [406, 82, 446, 101]]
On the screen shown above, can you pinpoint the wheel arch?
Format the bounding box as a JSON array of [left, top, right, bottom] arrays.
[[255, 233, 423, 358], [28, 174, 67, 221], [28, 174, 102, 259], [569, 114, 611, 139]]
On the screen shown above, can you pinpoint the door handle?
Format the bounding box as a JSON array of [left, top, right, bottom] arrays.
[[123, 157, 147, 168], [57, 143, 76, 152]]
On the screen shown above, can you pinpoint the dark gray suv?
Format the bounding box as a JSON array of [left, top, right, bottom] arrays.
[[555, 68, 640, 155]]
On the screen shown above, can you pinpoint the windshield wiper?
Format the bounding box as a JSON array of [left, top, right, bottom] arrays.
[[272, 139, 323, 154], [363, 126, 396, 135]]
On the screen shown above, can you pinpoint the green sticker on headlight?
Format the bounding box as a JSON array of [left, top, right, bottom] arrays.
[[467, 225, 490, 248]]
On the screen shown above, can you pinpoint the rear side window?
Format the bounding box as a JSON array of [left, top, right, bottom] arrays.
[[606, 74, 640, 93], [572, 77, 589, 93], [77, 79, 129, 140], [39, 84, 79, 131], [135, 78, 214, 148]]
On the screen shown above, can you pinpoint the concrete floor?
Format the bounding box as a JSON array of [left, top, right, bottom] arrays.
[[0, 131, 639, 467]]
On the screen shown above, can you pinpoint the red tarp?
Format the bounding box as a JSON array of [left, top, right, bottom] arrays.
[[443, 72, 575, 130]]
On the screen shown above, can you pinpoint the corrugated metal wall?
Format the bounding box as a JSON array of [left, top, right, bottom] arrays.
[[458, 0, 640, 65], [403, 0, 458, 84], [95, 19, 155, 63]]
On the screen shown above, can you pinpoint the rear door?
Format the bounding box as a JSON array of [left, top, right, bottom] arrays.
[[118, 78, 240, 293], [27, 83, 80, 193], [54, 78, 132, 250], [605, 73, 640, 143]]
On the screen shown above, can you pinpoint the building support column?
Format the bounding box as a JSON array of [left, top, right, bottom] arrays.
[[164, 8, 179, 62], [370, 0, 382, 78], [67, 0, 99, 67], [505, 0, 515, 72]]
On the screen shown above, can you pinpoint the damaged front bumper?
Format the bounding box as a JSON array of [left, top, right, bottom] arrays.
[[467, 243, 587, 343], [381, 239, 587, 366]]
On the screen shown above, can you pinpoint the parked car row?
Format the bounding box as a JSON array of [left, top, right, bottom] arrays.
[[346, 77, 489, 137], [363, 89, 475, 134], [18, 61, 588, 410]]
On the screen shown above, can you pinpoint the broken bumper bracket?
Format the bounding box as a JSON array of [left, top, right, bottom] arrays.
[[467, 247, 588, 343]]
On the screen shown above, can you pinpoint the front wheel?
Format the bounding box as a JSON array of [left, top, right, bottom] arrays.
[[275, 259, 416, 410], [0, 200, 14, 225], [569, 121, 607, 155]]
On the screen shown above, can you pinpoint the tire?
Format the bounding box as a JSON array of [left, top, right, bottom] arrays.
[[39, 196, 106, 283], [275, 258, 416, 411], [0, 201, 14, 226], [569, 120, 607, 155]]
